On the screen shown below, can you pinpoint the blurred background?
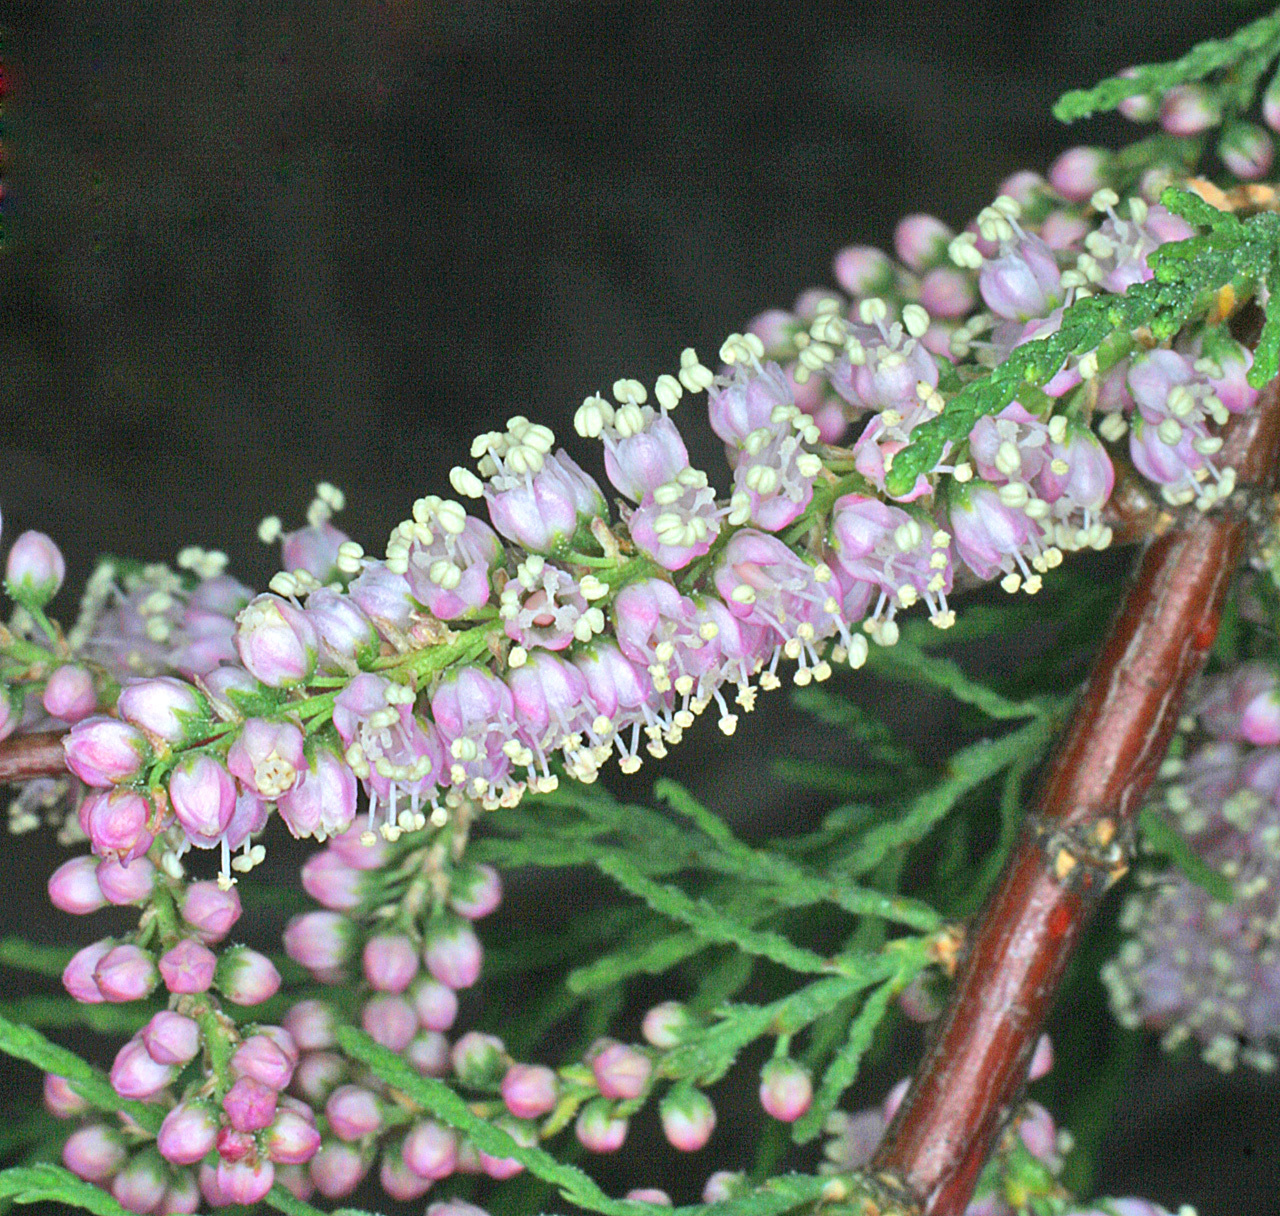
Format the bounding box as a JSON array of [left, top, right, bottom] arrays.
[[2, 1, 1277, 1211]]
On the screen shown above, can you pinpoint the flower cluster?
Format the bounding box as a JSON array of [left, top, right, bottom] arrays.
[[1104, 662, 1280, 1072]]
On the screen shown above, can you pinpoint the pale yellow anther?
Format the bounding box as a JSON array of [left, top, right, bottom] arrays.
[[994, 441, 1022, 477], [1090, 187, 1120, 211], [858, 297, 889, 324], [449, 466, 484, 499], [1001, 572, 1022, 594], [731, 584, 756, 604], [269, 572, 298, 597], [699, 621, 719, 641], [998, 482, 1030, 509], [258, 515, 283, 544], [613, 402, 646, 438], [435, 500, 468, 535], [580, 575, 610, 601], [1157, 418, 1184, 446], [952, 462, 973, 483], [1050, 458, 1070, 476], [507, 646, 528, 668], [678, 348, 715, 393], [897, 584, 919, 608], [902, 304, 930, 338], [613, 378, 648, 405], [574, 394, 614, 438], [1098, 413, 1128, 442]]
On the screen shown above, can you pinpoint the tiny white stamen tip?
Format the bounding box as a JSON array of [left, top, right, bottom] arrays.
[[1090, 187, 1120, 211], [508, 646, 528, 668], [257, 515, 283, 544]]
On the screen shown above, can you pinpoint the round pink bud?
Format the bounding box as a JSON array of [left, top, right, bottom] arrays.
[[168, 755, 237, 845], [157, 1100, 220, 1166], [1159, 83, 1222, 136], [216, 1125, 255, 1163], [627, 1189, 672, 1206], [5, 530, 66, 606], [110, 1037, 176, 1100], [402, 1120, 457, 1181], [80, 790, 154, 863], [160, 1172, 201, 1215], [181, 880, 242, 943], [423, 918, 483, 989], [590, 1040, 650, 1101], [407, 1031, 452, 1077], [47, 855, 107, 915], [1017, 1101, 1057, 1163], [63, 1123, 127, 1182], [574, 1099, 628, 1153], [265, 1108, 323, 1166], [759, 1057, 813, 1122], [832, 245, 892, 296], [95, 855, 157, 906], [215, 945, 281, 1006], [308, 1140, 370, 1197], [278, 749, 359, 842], [0, 684, 15, 743], [641, 1000, 693, 1048], [64, 717, 151, 787], [448, 863, 503, 920], [283, 999, 338, 1051], [428, 1203, 491, 1216], [501, 1063, 558, 1119], [62, 938, 113, 1003], [326, 1085, 384, 1141], [117, 677, 207, 745], [95, 944, 159, 1003], [223, 1075, 278, 1133], [44, 1073, 89, 1118], [363, 933, 420, 994], [478, 1115, 535, 1180], [1047, 146, 1110, 202], [216, 1158, 276, 1206], [703, 1171, 747, 1203], [361, 994, 418, 1052], [232, 1033, 296, 1090], [142, 1011, 201, 1066], [329, 816, 389, 869], [1219, 121, 1274, 181], [659, 1083, 716, 1152], [158, 939, 217, 994], [893, 213, 953, 272], [111, 1149, 169, 1214], [410, 977, 459, 1032], [234, 594, 318, 687], [451, 1031, 506, 1087], [284, 909, 354, 972], [380, 1143, 434, 1201], [43, 664, 98, 723], [293, 1051, 346, 1104]]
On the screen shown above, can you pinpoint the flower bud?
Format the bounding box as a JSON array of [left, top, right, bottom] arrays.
[[448, 863, 503, 919], [589, 1040, 651, 1101], [215, 1158, 276, 1207], [169, 755, 238, 846], [1047, 146, 1110, 202], [626, 1189, 673, 1206], [574, 1099, 627, 1153], [44, 1073, 89, 1118], [832, 245, 892, 296], [361, 994, 418, 1052], [235, 594, 318, 687], [227, 717, 306, 799], [428, 1203, 491, 1216], [894, 213, 953, 271], [293, 1051, 346, 1104], [111, 1148, 170, 1215], [110, 1037, 176, 1100], [1159, 83, 1222, 136], [0, 684, 15, 743], [95, 944, 159, 1003], [278, 749, 359, 841], [117, 677, 208, 745], [64, 717, 151, 787], [501, 1063, 558, 1119], [80, 790, 154, 864], [284, 910, 355, 972], [660, 1083, 716, 1151], [5, 530, 65, 606], [142, 1011, 201, 1066], [157, 1099, 220, 1166], [265, 1107, 322, 1165], [402, 1120, 457, 1181], [62, 938, 113, 1003], [305, 587, 379, 668], [47, 855, 107, 915], [232, 1033, 296, 1090], [407, 1031, 451, 1077], [43, 664, 98, 723], [157, 939, 216, 995], [95, 856, 157, 906], [224, 1075, 278, 1133], [216, 946, 282, 1006], [181, 880, 242, 943], [641, 1000, 694, 1048], [703, 1171, 747, 1203], [410, 977, 459, 1032], [759, 1057, 812, 1122], [423, 918, 483, 989], [309, 1140, 371, 1197], [1219, 120, 1274, 181], [363, 933, 420, 994], [160, 1171, 202, 1215], [379, 1142, 433, 1201], [283, 999, 338, 1052], [450, 1031, 506, 1088], [63, 1123, 127, 1182], [326, 1085, 384, 1141], [478, 1115, 535, 1179]]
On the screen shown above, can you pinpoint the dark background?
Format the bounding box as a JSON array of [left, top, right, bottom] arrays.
[[2, 1, 1278, 1212]]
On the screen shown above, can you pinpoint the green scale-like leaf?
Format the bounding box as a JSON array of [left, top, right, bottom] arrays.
[[0, 1164, 133, 1216]]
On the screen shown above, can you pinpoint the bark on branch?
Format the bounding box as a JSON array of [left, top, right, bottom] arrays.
[[0, 730, 69, 785], [870, 365, 1280, 1214]]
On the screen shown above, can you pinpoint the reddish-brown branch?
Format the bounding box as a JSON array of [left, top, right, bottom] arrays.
[[0, 730, 70, 784], [870, 373, 1280, 1215]]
